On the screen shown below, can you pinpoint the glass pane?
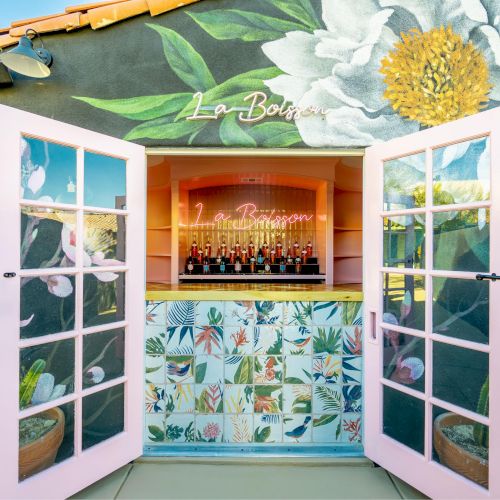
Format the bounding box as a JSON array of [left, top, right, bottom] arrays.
[[383, 152, 425, 211], [433, 405, 488, 489], [21, 207, 76, 269], [84, 152, 126, 209], [383, 333, 425, 393], [433, 208, 489, 272], [20, 339, 75, 409], [433, 342, 488, 414], [383, 385, 424, 454], [433, 277, 489, 344], [19, 401, 74, 482], [382, 273, 425, 332], [383, 215, 425, 269], [433, 137, 490, 205], [83, 213, 126, 267], [82, 384, 124, 450], [83, 329, 125, 389], [83, 272, 125, 328], [21, 137, 76, 204], [21, 275, 75, 339]]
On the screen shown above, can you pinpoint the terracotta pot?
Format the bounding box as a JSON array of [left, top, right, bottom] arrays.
[[433, 412, 488, 488], [19, 407, 65, 481]]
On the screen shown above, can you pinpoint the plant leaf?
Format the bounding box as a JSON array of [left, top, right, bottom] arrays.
[[220, 114, 257, 147], [187, 10, 309, 42], [313, 415, 337, 427], [234, 356, 253, 384], [148, 425, 165, 442], [124, 116, 206, 141], [268, 0, 321, 30], [147, 24, 216, 91], [195, 362, 207, 384], [145, 336, 165, 356], [249, 122, 302, 147], [254, 425, 272, 443], [73, 93, 193, 121]]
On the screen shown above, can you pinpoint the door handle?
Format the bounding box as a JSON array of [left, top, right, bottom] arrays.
[[476, 273, 498, 282], [3, 272, 16, 278]]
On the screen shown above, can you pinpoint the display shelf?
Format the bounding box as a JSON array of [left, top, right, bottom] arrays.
[[179, 273, 326, 282], [147, 253, 172, 257], [333, 226, 363, 231], [147, 226, 172, 230]]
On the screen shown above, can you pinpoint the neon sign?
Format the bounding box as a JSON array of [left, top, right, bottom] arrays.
[[192, 202, 314, 230]]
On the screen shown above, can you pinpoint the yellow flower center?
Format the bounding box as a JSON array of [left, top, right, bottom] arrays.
[[380, 26, 492, 127]]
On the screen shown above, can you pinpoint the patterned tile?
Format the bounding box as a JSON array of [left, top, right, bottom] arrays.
[[196, 301, 224, 326], [313, 385, 342, 414], [254, 414, 282, 443], [164, 384, 195, 413], [144, 413, 166, 444], [146, 301, 167, 326], [254, 356, 283, 384], [165, 356, 194, 384], [312, 414, 341, 443], [224, 385, 254, 413], [284, 355, 312, 383], [313, 354, 342, 384], [254, 385, 282, 413], [285, 302, 313, 326], [224, 355, 253, 384], [196, 414, 224, 442], [313, 302, 342, 326], [224, 325, 253, 354], [165, 326, 194, 355], [194, 325, 223, 355], [224, 301, 256, 326], [254, 326, 282, 354], [195, 355, 223, 384], [195, 384, 224, 413], [254, 301, 283, 325], [282, 384, 312, 414], [343, 356, 362, 384], [343, 302, 363, 326], [284, 326, 312, 355], [145, 324, 166, 342], [145, 355, 164, 385], [166, 301, 197, 326], [343, 384, 362, 413], [343, 326, 363, 355], [164, 413, 195, 443], [341, 413, 362, 443], [145, 383, 165, 413], [283, 415, 312, 443], [224, 414, 253, 443], [313, 326, 342, 355]]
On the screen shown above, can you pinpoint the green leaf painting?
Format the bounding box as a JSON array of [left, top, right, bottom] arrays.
[[124, 115, 206, 141], [233, 356, 253, 384], [268, 0, 321, 30], [254, 425, 272, 443], [187, 10, 310, 42], [220, 114, 257, 147], [249, 122, 302, 147], [195, 362, 208, 384]]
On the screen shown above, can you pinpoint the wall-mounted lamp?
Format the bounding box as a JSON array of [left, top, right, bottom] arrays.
[[0, 29, 53, 78]]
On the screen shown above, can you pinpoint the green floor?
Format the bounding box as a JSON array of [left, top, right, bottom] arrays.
[[70, 458, 427, 499]]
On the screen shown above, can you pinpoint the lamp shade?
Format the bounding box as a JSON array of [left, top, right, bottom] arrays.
[[0, 34, 52, 78]]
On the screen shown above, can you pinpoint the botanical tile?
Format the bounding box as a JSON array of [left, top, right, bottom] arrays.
[[254, 301, 283, 325], [283, 415, 312, 443], [165, 326, 194, 355], [284, 355, 312, 383], [165, 356, 194, 383], [196, 301, 224, 326], [312, 414, 342, 443], [224, 414, 253, 443], [254, 414, 282, 443], [224, 385, 254, 413], [145, 413, 166, 444], [146, 301, 167, 325], [341, 413, 362, 443], [145, 324, 166, 342], [145, 383, 165, 413], [164, 413, 195, 443], [313, 326, 342, 355], [313, 301, 342, 325], [166, 301, 197, 326], [282, 385, 312, 414], [164, 384, 195, 413], [284, 326, 312, 355], [224, 355, 253, 384], [195, 384, 224, 413], [145, 354, 164, 384], [224, 325, 253, 354], [194, 325, 223, 355], [195, 354, 223, 384], [224, 301, 256, 326], [343, 356, 362, 384], [343, 326, 363, 355], [254, 385, 282, 413], [343, 302, 363, 326], [196, 414, 223, 442], [313, 354, 342, 384], [254, 355, 283, 384], [285, 301, 313, 326], [313, 385, 342, 414], [343, 384, 362, 413], [254, 326, 282, 354]]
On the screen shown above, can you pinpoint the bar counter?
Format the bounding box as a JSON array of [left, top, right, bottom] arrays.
[[146, 282, 363, 302]]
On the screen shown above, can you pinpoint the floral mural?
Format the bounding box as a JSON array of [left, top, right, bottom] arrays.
[[69, 0, 499, 148]]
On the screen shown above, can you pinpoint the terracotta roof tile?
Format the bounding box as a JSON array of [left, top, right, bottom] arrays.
[[9, 13, 87, 38], [10, 13, 66, 28], [87, 0, 149, 29], [65, 0, 130, 14], [147, 0, 199, 16]]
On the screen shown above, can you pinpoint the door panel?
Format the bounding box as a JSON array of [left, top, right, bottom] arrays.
[[0, 104, 145, 499], [364, 106, 499, 499]]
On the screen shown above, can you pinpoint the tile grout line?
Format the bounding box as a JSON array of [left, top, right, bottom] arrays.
[[113, 463, 135, 500]]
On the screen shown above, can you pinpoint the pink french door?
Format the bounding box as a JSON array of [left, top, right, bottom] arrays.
[[0, 104, 145, 499], [364, 106, 499, 499]]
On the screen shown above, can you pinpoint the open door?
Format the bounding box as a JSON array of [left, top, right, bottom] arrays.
[[364, 106, 499, 499], [0, 104, 145, 499]]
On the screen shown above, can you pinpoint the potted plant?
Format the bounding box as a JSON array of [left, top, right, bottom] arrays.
[[433, 376, 489, 488]]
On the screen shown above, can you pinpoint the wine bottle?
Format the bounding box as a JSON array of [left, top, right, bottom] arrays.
[[276, 240, 283, 258], [306, 240, 313, 258], [203, 255, 210, 275], [198, 250, 203, 265], [221, 239, 227, 258], [257, 247, 264, 265], [293, 239, 300, 257], [262, 241, 269, 258], [229, 249, 236, 264], [216, 247, 222, 265], [249, 255, 256, 273], [286, 247, 293, 265], [191, 239, 198, 259], [220, 256, 226, 274], [270, 249, 276, 264], [301, 246, 307, 264], [241, 249, 247, 264], [205, 239, 212, 258], [295, 255, 302, 274], [235, 256, 242, 273], [187, 256, 194, 275], [248, 239, 255, 258], [235, 240, 241, 257], [279, 257, 286, 274], [264, 257, 271, 274]]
